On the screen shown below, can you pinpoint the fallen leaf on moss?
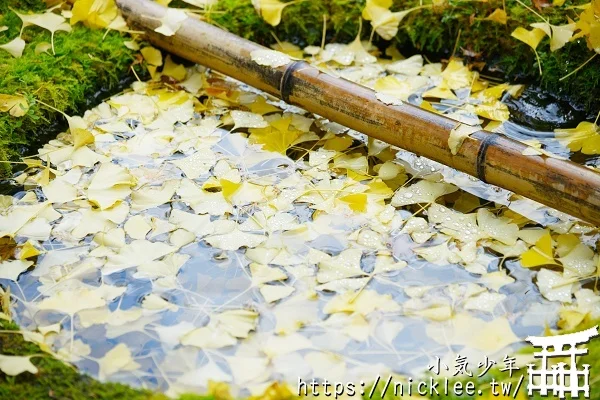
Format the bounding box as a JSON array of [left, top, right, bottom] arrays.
[[362, 0, 429, 40], [19, 9, 71, 54], [0, 355, 38, 376], [531, 22, 575, 52], [252, 0, 304, 26], [0, 94, 29, 117], [511, 27, 546, 74], [485, 8, 507, 24]]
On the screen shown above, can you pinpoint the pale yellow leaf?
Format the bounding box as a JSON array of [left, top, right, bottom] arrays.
[[0, 37, 25, 58], [0, 355, 38, 376]]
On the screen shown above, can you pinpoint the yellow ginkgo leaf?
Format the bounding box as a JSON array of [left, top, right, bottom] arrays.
[[248, 95, 280, 115], [537, 269, 574, 302], [131, 180, 179, 211], [19, 241, 40, 260], [34, 42, 52, 55], [474, 83, 510, 102], [0, 94, 29, 117], [391, 180, 457, 206], [555, 121, 600, 154], [252, 0, 304, 27], [339, 193, 367, 212], [323, 136, 352, 152], [140, 46, 163, 67], [448, 123, 479, 155], [220, 179, 241, 201], [333, 154, 368, 174], [66, 116, 94, 149], [270, 41, 304, 58], [87, 163, 137, 210], [38, 287, 107, 316], [474, 102, 510, 122], [0, 355, 38, 376], [362, 0, 429, 40], [71, 0, 119, 28], [530, 22, 576, 52], [373, 76, 414, 101], [557, 309, 588, 331], [442, 59, 474, 90], [0, 259, 33, 281], [21, 10, 71, 54], [520, 231, 560, 267], [511, 27, 546, 74], [485, 8, 507, 25], [162, 55, 187, 81], [511, 27, 546, 50], [231, 110, 268, 130], [249, 116, 306, 153], [0, 37, 26, 58]]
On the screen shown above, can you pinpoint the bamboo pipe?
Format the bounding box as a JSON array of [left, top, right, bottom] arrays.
[[117, 0, 600, 226]]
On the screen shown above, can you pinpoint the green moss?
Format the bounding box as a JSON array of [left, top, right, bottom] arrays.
[[209, 0, 600, 114], [0, 0, 143, 177]]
